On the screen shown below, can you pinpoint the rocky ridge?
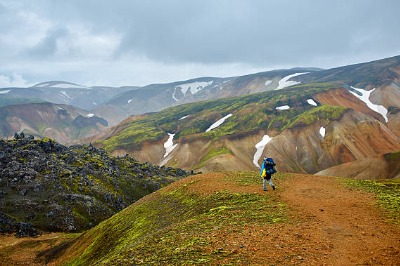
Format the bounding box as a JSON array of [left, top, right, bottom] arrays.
[[0, 136, 190, 235]]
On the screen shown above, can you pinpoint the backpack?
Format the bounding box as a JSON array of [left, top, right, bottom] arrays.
[[260, 157, 277, 178]]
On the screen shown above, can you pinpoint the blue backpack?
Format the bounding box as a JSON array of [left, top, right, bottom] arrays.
[[260, 158, 277, 177]]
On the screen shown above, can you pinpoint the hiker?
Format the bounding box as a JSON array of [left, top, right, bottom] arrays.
[[260, 157, 276, 191]]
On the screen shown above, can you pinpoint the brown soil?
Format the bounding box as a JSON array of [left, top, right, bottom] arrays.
[[0, 173, 399, 265]]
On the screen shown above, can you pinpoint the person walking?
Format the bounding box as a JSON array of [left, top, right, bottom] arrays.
[[260, 157, 276, 191]]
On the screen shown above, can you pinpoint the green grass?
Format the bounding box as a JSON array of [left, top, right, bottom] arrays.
[[286, 105, 347, 129], [98, 82, 340, 153], [60, 172, 288, 265], [342, 178, 400, 224]]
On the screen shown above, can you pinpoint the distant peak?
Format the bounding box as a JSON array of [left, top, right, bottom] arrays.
[[32, 81, 89, 89]]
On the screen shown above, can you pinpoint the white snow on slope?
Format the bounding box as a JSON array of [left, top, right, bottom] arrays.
[[128, 99, 133, 103], [205, 114, 233, 132], [179, 115, 189, 120], [276, 105, 290, 110], [350, 87, 388, 122], [172, 89, 179, 102], [60, 90, 73, 99], [87, 113, 94, 118], [36, 82, 89, 89], [163, 133, 178, 158], [307, 99, 318, 106], [319, 127, 326, 138], [0, 90, 11, 94], [264, 80, 272, 86], [173, 81, 214, 102], [253, 135, 273, 168], [276, 72, 307, 90]]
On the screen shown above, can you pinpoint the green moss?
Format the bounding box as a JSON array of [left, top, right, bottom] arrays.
[[342, 178, 400, 224], [195, 146, 232, 169], [63, 172, 288, 265], [97, 82, 337, 153], [384, 150, 400, 161], [286, 105, 347, 129]]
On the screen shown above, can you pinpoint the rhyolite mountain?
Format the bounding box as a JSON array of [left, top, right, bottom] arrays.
[[94, 69, 320, 125], [0, 70, 320, 127], [0, 81, 137, 111], [91, 56, 400, 179], [0, 137, 189, 235], [0, 101, 108, 144]]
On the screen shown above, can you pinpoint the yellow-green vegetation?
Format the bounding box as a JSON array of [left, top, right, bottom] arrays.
[[0, 138, 189, 233], [57, 172, 287, 265], [195, 146, 232, 168], [98, 82, 338, 153], [343, 178, 400, 224], [286, 105, 347, 129]]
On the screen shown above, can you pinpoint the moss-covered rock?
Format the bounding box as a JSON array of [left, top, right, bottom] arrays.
[[0, 138, 190, 233]]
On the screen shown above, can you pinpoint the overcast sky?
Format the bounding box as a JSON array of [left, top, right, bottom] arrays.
[[0, 0, 399, 87]]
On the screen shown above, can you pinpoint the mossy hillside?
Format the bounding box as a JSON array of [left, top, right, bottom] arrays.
[[99, 83, 339, 152], [343, 178, 400, 224], [0, 95, 44, 108], [286, 105, 347, 129], [59, 172, 288, 265], [0, 138, 189, 233], [195, 146, 232, 169]]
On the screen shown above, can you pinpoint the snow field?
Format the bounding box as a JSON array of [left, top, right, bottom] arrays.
[[350, 87, 388, 122], [253, 135, 273, 168], [275, 73, 307, 90], [205, 114, 233, 132]]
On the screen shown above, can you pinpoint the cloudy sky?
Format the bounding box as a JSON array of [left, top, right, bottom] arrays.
[[0, 0, 399, 87]]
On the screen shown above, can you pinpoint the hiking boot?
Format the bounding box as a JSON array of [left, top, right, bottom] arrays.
[[272, 185, 276, 190]]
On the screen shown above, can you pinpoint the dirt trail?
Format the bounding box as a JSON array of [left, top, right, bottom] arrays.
[[187, 172, 400, 265], [275, 173, 400, 265], [0, 173, 399, 265]]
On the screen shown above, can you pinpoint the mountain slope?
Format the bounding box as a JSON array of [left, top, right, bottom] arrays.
[[0, 102, 108, 144], [0, 138, 189, 233], [95, 69, 317, 125], [93, 82, 400, 174], [38, 172, 400, 265], [90, 56, 400, 176], [316, 151, 400, 179]]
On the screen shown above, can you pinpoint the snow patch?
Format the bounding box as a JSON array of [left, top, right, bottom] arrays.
[[307, 99, 317, 106], [36, 82, 89, 89], [253, 135, 273, 168], [276, 105, 290, 110], [128, 99, 133, 103], [179, 115, 189, 120], [87, 113, 95, 118], [163, 133, 178, 158], [319, 127, 326, 138], [53, 83, 89, 89], [350, 87, 388, 122], [92, 102, 97, 105], [264, 80, 272, 86], [0, 90, 11, 94], [172, 88, 179, 102], [60, 91, 73, 99], [205, 114, 233, 132], [276, 72, 307, 90], [174, 81, 214, 100]]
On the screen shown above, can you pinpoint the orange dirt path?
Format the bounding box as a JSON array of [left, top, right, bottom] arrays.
[[0, 172, 399, 265]]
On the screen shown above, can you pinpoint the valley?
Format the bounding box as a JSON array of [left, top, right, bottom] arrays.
[[0, 55, 400, 265]]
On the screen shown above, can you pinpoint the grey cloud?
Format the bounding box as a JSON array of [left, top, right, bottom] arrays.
[[1, 0, 400, 87], [25, 27, 69, 58]]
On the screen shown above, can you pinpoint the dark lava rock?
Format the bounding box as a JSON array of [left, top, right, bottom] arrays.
[[0, 137, 191, 233]]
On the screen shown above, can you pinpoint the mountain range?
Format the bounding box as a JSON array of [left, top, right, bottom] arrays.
[[1, 55, 400, 179]]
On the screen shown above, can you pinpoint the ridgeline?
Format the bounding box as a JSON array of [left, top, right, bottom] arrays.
[[0, 136, 190, 235]]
